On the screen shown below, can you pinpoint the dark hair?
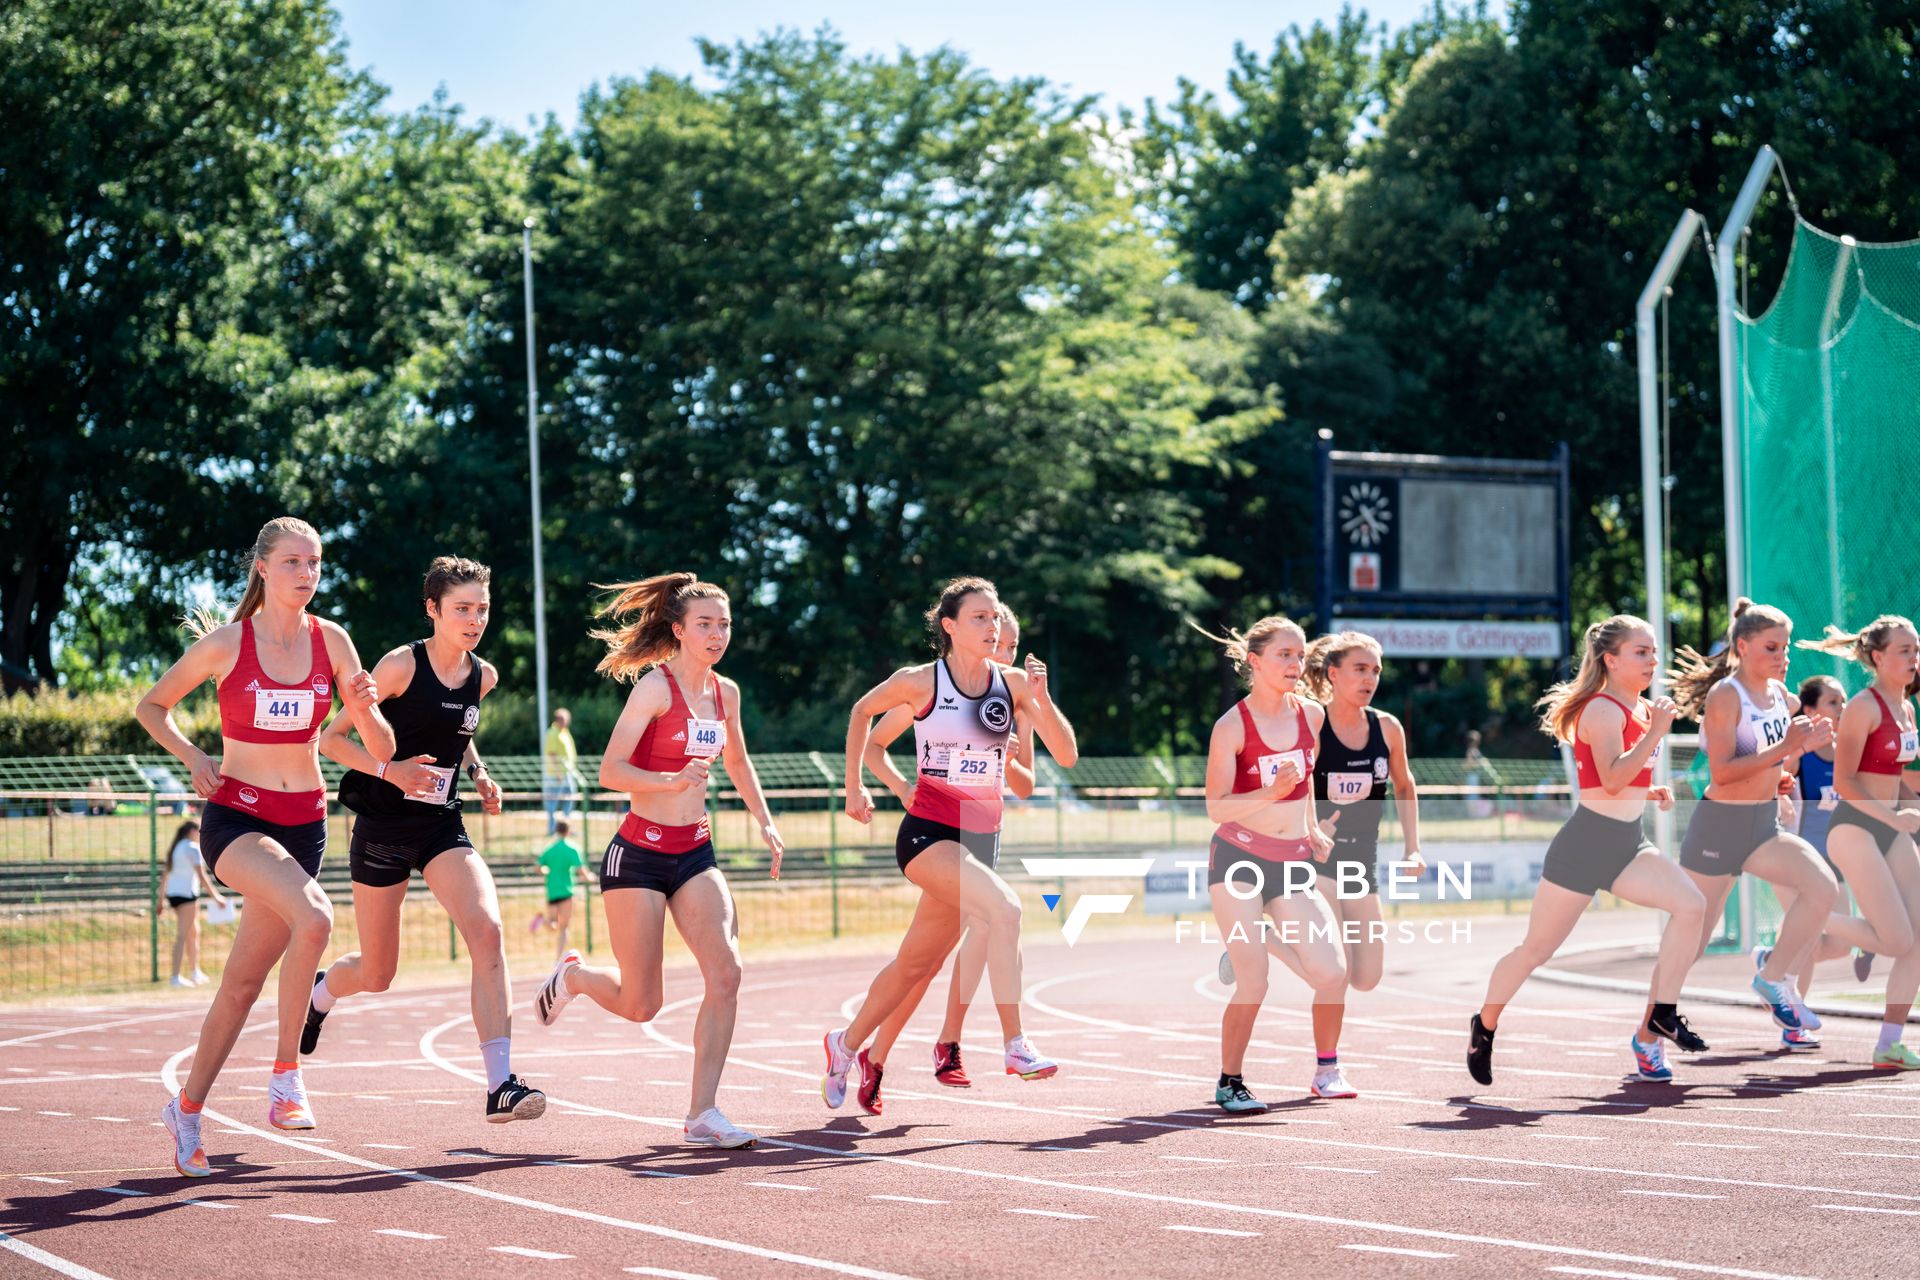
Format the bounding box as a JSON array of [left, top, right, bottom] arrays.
[[553, 818, 570, 837], [171, 820, 201, 846], [1797, 674, 1846, 715], [924, 577, 999, 657], [591, 573, 730, 680], [424, 556, 492, 608]]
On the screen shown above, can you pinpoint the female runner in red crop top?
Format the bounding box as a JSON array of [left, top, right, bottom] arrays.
[[1196, 615, 1346, 1114], [136, 517, 389, 1177], [531, 572, 784, 1148], [1799, 616, 1920, 1069]]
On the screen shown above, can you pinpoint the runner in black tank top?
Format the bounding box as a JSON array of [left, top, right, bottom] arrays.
[[308, 558, 546, 1123]]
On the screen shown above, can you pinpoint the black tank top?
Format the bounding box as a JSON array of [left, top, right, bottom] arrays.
[[1313, 706, 1391, 852], [339, 641, 483, 819]]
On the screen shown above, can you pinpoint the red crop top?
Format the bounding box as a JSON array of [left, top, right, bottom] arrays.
[[1231, 698, 1315, 801], [217, 616, 333, 745], [629, 668, 727, 772], [1859, 688, 1919, 776], [1573, 693, 1657, 790]]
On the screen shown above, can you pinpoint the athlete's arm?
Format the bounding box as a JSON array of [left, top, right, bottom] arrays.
[[318, 647, 439, 798], [1579, 695, 1669, 796], [136, 626, 242, 797], [845, 666, 933, 823], [718, 676, 784, 877], [195, 857, 227, 906], [319, 620, 393, 761], [1302, 701, 1339, 857], [1008, 656, 1078, 767], [1381, 712, 1424, 870], [1006, 710, 1036, 800], [598, 674, 701, 796], [1832, 694, 1917, 830], [863, 705, 918, 805]]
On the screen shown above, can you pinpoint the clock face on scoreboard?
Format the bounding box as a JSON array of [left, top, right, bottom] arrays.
[[1339, 480, 1393, 548]]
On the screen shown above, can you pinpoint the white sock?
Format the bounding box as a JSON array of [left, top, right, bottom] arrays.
[[1877, 1022, 1903, 1055], [480, 1037, 511, 1091], [310, 973, 337, 1014]]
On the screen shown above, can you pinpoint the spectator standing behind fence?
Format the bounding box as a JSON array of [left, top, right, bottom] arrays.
[[544, 708, 580, 833], [156, 820, 226, 987], [532, 818, 589, 961]]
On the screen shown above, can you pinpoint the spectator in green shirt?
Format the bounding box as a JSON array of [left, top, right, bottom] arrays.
[[543, 707, 580, 834], [532, 819, 588, 961]]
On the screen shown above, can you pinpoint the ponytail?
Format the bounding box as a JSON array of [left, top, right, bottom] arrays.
[[184, 516, 320, 639], [1797, 615, 1920, 697], [1187, 615, 1306, 687], [1536, 615, 1650, 741], [1668, 598, 1792, 719], [591, 572, 729, 681], [1302, 631, 1382, 702]]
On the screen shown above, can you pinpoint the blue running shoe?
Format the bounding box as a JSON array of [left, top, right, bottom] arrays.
[[1781, 1026, 1821, 1050], [1751, 973, 1804, 1030], [1753, 946, 1822, 1029], [1632, 1037, 1673, 1083]]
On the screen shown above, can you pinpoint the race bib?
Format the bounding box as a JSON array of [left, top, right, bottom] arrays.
[[1326, 771, 1373, 805], [252, 688, 314, 732], [686, 718, 727, 759], [1258, 750, 1308, 789], [949, 749, 1001, 788], [1753, 710, 1790, 750], [405, 765, 455, 806], [1818, 784, 1838, 812], [1899, 729, 1918, 764]]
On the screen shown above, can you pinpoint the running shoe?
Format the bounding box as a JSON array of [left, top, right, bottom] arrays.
[[189, 969, 209, 985], [685, 1106, 757, 1149], [162, 1095, 211, 1178], [1004, 1035, 1058, 1081], [821, 1028, 853, 1108], [1873, 1042, 1920, 1071], [535, 948, 582, 1027], [1855, 950, 1876, 982], [1755, 947, 1822, 1029], [1749, 972, 1803, 1030], [1631, 1037, 1673, 1083], [486, 1074, 546, 1123], [1466, 1013, 1496, 1086], [855, 1050, 884, 1116], [933, 1040, 971, 1088], [267, 1067, 316, 1131], [529, 912, 546, 935], [299, 971, 329, 1055], [1309, 1064, 1358, 1099], [1214, 1077, 1267, 1114], [1217, 950, 1236, 987], [170, 975, 193, 988], [1645, 1006, 1710, 1052], [1780, 1027, 1821, 1049]]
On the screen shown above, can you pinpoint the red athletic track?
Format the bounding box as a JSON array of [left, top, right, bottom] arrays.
[[2, 909, 1916, 1280]]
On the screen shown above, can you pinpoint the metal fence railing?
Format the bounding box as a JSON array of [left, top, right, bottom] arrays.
[[1, 747, 1714, 1000]]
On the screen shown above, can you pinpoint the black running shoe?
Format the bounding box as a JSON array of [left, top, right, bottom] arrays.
[[486, 1074, 547, 1124], [1856, 950, 1876, 983], [299, 971, 329, 1056], [1646, 1007, 1709, 1053], [1467, 1013, 1496, 1086]]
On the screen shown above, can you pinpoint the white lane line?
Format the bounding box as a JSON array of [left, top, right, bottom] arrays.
[[22, 1177, 72, 1185], [1840, 1151, 1920, 1160], [363, 1143, 412, 1150], [38, 1111, 72, 1117], [1165, 1225, 1260, 1238], [376, 1229, 445, 1239], [1007, 1209, 1095, 1220], [1297, 1165, 1378, 1175], [184, 1199, 234, 1210], [1817, 1203, 1920, 1216], [1342, 1244, 1457, 1259], [1621, 1190, 1725, 1201], [625, 1268, 718, 1280], [491, 1246, 572, 1259], [1530, 1134, 1606, 1142], [1548, 1269, 1680, 1280], [97, 1188, 146, 1198], [636, 1170, 692, 1179], [870, 1195, 945, 1205], [271, 1213, 332, 1224], [89, 1117, 129, 1123], [1160, 1155, 1231, 1164], [167, 1041, 913, 1280], [0, 1230, 118, 1280], [1674, 1142, 1759, 1151], [1034, 1146, 1084, 1152], [0, 1009, 189, 1049], [747, 1182, 816, 1192], [1855, 1113, 1920, 1120]]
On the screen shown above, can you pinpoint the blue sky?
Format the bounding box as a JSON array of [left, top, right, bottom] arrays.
[[330, 0, 1505, 131]]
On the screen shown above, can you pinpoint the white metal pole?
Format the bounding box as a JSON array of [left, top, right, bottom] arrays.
[[522, 220, 550, 742], [1636, 208, 1702, 859], [1715, 146, 1779, 613]]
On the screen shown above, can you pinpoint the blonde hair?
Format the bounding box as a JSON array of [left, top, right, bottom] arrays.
[[924, 577, 998, 658], [1797, 614, 1920, 697], [1188, 615, 1307, 686], [591, 572, 729, 681], [1669, 598, 1793, 718], [185, 516, 320, 639], [1536, 614, 1652, 742], [1302, 631, 1383, 702]]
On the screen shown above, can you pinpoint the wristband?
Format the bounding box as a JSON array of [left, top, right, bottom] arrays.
[[466, 762, 486, 781], [376, 761, 388, 781]]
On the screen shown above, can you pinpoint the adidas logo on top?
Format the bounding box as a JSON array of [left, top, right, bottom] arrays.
[[672, 731, 686, 742], [245, 679, 262, 692]]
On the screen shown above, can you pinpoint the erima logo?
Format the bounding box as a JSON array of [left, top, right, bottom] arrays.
[[1018, 857, 1156, 945], [941, 696, 956, 706]]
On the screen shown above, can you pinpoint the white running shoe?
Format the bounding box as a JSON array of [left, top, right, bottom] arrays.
[[1217, 950, 1236, 986], [267, 1068, 315, 1131], [189, 970, 210, 985], [162, 1096, 211, 1177], [1004, 1035, 1058, 1081], [821, 1029, 853, 1109], [170, 975, 192, 988], [535, 949, 582, 1027], [685, 1107, 757, 1149], [1310, 1064, 1358, 1099], [1750, 946, 1820, 1027]]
